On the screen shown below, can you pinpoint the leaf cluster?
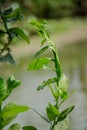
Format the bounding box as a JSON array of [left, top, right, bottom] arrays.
[[28, 19, 75, 130], [0, 3, 29, 64]]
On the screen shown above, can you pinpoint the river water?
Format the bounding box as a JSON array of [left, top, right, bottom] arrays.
[[1, 41, 87, 130]]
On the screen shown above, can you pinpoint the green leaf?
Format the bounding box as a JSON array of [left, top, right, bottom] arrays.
[[2, 102, 29, 127], [3, 8, 23, 21], [46, 103, 59, 121], [34, 46, 49, 57], [28, 57, 51, 70], [9, 27, 29, 43], [23, 126, 37, 130], [8, 123, 20, 130], [58, 106, 75, 122], [41, 38, 47, 45], [3, 7, 13, 15], [54, 118, 70, 130], [37, 77, 59, 91], [58, 74, 69, 99], [0, 77, 6, 97], [49, 85, 59, 100], [59, 74, 69, 90], [7, 76, 21, 91], [0, 53, 15, 65]]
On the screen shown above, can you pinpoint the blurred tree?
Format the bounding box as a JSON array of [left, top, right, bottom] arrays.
[[2, 0, 87, 18], [73, 0, 87, 16]]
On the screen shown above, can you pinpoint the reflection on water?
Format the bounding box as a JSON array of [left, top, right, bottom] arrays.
[[1, 41, 87, 130]]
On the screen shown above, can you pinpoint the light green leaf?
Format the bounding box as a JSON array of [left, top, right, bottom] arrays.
[[8, 123, 20, 130], [37, 77, 59, 90], [59, 74, 69, 90], [41, 38, 47, 45], [46, 103, 59, 121], [54, 118, 70, 130], [49, 85, 59, 100], [34, 46, 49, 57], [9, 27, 29, 43], [2, 102, 29, 127], [28, 57, 51, 70], [23, 126, 37, 130], [58, 74, 69, 99]]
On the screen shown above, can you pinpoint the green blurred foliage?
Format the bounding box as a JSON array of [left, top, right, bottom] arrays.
[[2, 0, 87, 18]]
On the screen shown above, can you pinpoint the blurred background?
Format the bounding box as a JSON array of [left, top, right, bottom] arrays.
[[0, 0, 87, 130]]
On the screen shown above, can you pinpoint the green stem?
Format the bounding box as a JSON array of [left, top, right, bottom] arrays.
[[52, 48, 61, 80]]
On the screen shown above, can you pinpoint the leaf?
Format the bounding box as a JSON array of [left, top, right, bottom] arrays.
[[23, 126, 37, 130], [28, 57, 51, 70], [3, 8, 23, 21], [58, 74, 69, 99], [37, 77, 59, 91], [58, 106, 75, 122], [59, 74, 69, 90], [41, 38, 47, 45], [46, 103, 59, 121], [3, 7, 13, 15], [34, 46, 49, 57], [7, 76, 21, 91], [49, 85, 59, 100], [8, 123, 20, 130], [2, 102, 29, 127], [0, 77, 6, 97], [9, 27, 29, 43], [0, 53, 15, 65], [54, 118, 70, 130]]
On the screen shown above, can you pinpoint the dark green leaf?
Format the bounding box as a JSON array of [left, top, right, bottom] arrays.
[[8, 123, 20, 130], [3, 8, 23, 21], [35, 46, 49, 57], [37, 77, 59, 91], [23, 126, 37, 130], [58, 106, 75, 122], [7, 76, 21, 91], [9, 27, 29, 43], [2, 102, 29, 127], [0, 77, 6, 97], [28, 57, 51, 70], [0, 53, 15, 65]]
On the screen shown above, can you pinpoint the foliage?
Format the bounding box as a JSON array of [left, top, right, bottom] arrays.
[[0, 1, 29, 64], [9, 0, 87, 18], [28, 19, 75, 130], [0, 1, 74, 130]]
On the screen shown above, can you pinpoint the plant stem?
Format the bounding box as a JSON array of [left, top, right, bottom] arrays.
[[0, 7, 12, 56]]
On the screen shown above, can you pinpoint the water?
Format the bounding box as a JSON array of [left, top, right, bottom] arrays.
[[1, 41, 87, 130]]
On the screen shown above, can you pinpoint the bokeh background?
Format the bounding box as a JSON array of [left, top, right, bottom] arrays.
[[0, 0, 87, 130]]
